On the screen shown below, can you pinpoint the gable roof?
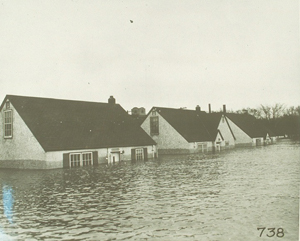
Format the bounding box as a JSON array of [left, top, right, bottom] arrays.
[[131, 115, 147, 125], [149, 107, 219, 142], [2, 95, 155, 152], [225, 113, 273, 138], [201, 113, 224, 139]]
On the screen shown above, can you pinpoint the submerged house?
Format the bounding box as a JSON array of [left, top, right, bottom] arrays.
[[0, 95, 157, 169], [140, 106, 235, 154], [225, 112, 276, 146], [203, 112, 236, 149]]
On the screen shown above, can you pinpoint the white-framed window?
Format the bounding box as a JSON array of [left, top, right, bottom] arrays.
[[69, 152, 93, 168], [135, 148, 144, 161], [150, 116, 159, 135], [82, 152, 93, 166], [70, 153, 81, 167], [4, 110, 13, 138], [197, 142, 208, 153]]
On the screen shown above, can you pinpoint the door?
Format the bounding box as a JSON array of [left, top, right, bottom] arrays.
[[256, 139, 261, 146], [110, 152, 120, 164]]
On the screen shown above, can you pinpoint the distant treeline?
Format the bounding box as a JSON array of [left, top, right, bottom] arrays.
[[225, 104, 300, 138]]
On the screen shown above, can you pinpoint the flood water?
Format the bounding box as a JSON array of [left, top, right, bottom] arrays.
[[0, 139, 299, 240]]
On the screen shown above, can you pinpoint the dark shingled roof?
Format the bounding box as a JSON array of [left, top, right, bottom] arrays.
[[225, 113, 274, 138], [3, 95, 156, 152], [150, 107, 220, 142], [202, 113, 224, 139], [131, 115, 147, 125]]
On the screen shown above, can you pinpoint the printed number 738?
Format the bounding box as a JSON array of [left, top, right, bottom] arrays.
[[257, 227, 284, 238]]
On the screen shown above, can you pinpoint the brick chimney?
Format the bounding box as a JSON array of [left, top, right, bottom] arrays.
[[208, 104, 211, 113], [108, 96, 116, 104], [223, 104, 226, 113]]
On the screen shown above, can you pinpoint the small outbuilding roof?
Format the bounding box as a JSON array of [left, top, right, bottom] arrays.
[[2, 95, 156, 152]]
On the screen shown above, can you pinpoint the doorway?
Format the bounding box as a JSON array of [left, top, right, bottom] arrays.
[[110, 152, 120, 164]]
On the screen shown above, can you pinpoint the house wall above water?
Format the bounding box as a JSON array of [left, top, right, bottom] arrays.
[[225, 117, 253, 145], [141, 111, 190, 151], [0, 100, 46, 166], [0, 95, 157, 169], [217, 116, 235, 147]]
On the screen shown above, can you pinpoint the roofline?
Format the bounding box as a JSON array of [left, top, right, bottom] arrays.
[[225, 116, 236, 140], [0, 95, 10, 112], [143, 108, 192, 143], [218, 130, 224, 141], [144, 106, 208, 121], [1, 95, 146, 151], [225, 113, 257, 138], [3, 94, 120, 106], [0, 97, 48, 152], [145, 107, 214, 142], [151, 106, 207, 112], [0, 94, 125, 121]]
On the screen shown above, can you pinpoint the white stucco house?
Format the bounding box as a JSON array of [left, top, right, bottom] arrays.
[[0, 95, 157, 169], [225, 113, 277, 146], [141, 106, 235, 154]]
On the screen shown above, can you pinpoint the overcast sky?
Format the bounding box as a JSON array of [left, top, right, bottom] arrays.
[[0, 0, 299, 113]]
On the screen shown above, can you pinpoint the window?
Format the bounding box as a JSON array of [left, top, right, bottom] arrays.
[[136, 148, 144, 161], [6, 102, 10, 109], [150, 116, 159, 135], [4, 110, 13, 138], [64, 151, 97, 168], [70, 153, 81, 167], [69, 152, 93, 167], [82, 152, 93, 166]]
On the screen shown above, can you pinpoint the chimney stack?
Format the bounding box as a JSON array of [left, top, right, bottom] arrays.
[[223, 104, 226, 113], [208, 104, 211, 114], [195, 105, 201, 112], [108, 96, 116, 104]]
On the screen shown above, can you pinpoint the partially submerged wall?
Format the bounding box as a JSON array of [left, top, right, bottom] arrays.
[[225, 117, 253, 145], [0, 102, 46, 169], [141, 112, 190, 150]]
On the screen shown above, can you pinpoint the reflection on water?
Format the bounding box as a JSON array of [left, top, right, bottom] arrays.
[[2, 186, 13, 224], [0, 139, 299, 240]]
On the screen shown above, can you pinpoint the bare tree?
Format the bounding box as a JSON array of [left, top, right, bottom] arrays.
[[294, 106, 300, 116], [285, 106, 295, 116], [234, 107, 261, 118], [271, 103, 285, 119], [247, 108, 262, 119], [284, 105, 300, 116], [260, 105, 272, 120]]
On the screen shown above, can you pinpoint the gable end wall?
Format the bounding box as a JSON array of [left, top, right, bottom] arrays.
[[141, 112, 190, 151], [226, 117, 253, 145], [0, 102, 46, 168], [217, 116, 235, 146]]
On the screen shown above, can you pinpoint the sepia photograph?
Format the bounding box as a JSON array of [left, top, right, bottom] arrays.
[[0, 0, 299, 240]]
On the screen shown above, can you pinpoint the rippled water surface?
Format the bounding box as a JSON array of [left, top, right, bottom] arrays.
[[0, 139, 299, 240]]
